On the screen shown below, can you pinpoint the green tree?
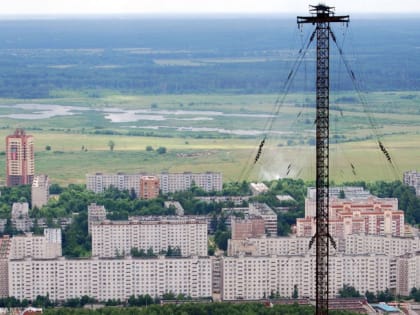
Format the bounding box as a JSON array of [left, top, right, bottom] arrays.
[[108, 140, 115, 151], [146, 145, 154, 151], [339, 284, 361, 298], [156, 146, 167, 154], [292, 284, 299, 298]]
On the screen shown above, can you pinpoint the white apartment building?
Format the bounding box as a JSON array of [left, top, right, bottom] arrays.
[[10, 229, 62, 260], [9, 256, 212, 301], [91, 217, 208, 257], [220, 254, 392, 300], [86, 172, 222, 196], [31, 174, 50, 209], [87, 203, 107, 234], [403, 170, 420, 196], [228, 234, 420, 258], [11, 202, 32, 232], [395, 252, 420, 296]]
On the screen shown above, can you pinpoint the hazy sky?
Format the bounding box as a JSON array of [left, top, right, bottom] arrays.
[[2, 0, 420, 15]]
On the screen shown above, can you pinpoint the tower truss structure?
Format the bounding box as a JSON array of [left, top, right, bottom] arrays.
[[297, 5, 349, 315]]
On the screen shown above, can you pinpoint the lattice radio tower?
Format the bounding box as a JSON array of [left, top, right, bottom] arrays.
[[297, 5, 349, 315]]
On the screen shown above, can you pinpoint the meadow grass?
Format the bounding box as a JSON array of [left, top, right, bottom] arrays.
[[0, 91, 418, 185]]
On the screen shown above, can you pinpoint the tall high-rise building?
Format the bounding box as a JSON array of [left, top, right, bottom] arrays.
[[6, 129, 34, 186]]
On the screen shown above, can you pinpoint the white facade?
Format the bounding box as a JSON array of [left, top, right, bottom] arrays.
[[395, 253, 420, 296], [87, 203, 107, 234], [86, 172, 222, 196], [228, 234, 420, 257], [10, 230, 62, 260], [31, 174, 50, 209], [403, 170, 420, 196], [92, 217, 208, 257], [9, 256, 212, 301], [221, 254, 392, 300]]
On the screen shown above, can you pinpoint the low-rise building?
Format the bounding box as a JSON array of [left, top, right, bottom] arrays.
[[250, 183, 269, 196]]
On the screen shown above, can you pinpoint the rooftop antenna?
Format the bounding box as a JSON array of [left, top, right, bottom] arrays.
[[297, 4, 349, 315]]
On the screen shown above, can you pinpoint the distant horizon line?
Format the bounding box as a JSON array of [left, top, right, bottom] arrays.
[[0, 12, 420, 20]]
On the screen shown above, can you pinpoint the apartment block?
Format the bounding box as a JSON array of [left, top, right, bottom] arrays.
[[228, 234, 420, 258], [10, 229, 62, 259], [86, 172, 222, 196], [231, 216, 265, 240], [139, 175, 160, 199], [11, 202, 32, 232], [248, 203, 277, 236], [91, 217, 208, 257], [87, 203, 107, 234], [297, 196, 404, 237], [6, 129, 35, 186], [0, 236, 11, 298], [221, 254, 391, 300], [403, 170, 420, 196], [31, 174, 50, 209], [9, 256, 212, 301], [395, 252, 420, 296]]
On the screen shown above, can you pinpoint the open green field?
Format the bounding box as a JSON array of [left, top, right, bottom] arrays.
[[0, 91, 419, 186]]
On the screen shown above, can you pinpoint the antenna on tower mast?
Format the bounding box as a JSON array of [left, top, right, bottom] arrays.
[[297, 4, 349, 315]]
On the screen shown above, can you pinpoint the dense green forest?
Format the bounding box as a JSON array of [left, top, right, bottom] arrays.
[[0, 18, 418, 98]]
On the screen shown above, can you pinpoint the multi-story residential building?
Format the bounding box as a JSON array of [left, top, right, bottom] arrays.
[[306, 186, 372, 200], [86, 171, 222, 196], [9, 256, 212, 302], [395, 252, 420, 296], [248, 203, 277, 236], [231, 216, 265, 240], [11, 202, 32, 232], [403, 170, 420, 196], [0, 236, 11, 298], [297, 196, 404, 237], [31, 174, 50, 209], [91, 217, 208, 257], [228, 234, 420, 258], [220, 253, 391, 300], [87, 203, 107, 234], [10, 229, 62, 259], [6, 129, 35, 186], [140, 175, 160, 199]]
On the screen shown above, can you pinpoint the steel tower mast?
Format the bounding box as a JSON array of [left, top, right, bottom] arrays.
[[297, 5, 349, 315]]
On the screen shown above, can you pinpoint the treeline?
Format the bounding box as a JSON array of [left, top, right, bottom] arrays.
[[41, 302, 356, 315]]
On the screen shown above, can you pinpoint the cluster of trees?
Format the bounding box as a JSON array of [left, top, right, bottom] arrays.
[[130, 246, 182, 258], [40, 302, 357, 315]]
